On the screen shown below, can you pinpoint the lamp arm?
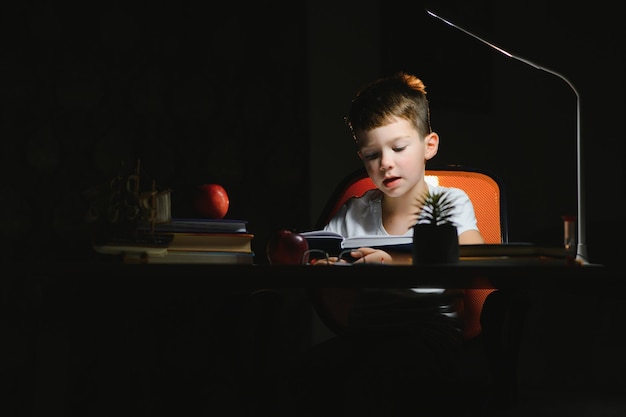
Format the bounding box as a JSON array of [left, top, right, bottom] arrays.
[[426, 9, 588, 263]]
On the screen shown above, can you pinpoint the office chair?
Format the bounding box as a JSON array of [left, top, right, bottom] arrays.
[[308, 164, 528, 413]]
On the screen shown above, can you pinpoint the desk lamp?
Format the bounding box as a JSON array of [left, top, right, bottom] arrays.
[[426, 9, 589, 264]]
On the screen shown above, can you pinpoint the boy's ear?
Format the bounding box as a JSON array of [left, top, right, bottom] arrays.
[[424, 132, 439, 160]]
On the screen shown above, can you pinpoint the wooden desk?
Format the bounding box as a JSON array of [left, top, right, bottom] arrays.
[[12, 260, 619, 293]]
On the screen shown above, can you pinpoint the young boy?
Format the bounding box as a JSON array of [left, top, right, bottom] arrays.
[[323, 71, 484, 265], [281, 72, 487, 416]]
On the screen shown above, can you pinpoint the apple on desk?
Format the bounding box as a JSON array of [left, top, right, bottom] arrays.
[[266, 229, 309, 265], [193, 183, 230, 219]]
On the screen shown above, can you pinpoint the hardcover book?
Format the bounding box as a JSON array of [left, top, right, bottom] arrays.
[[93, 243, 170, 257], [92, 233, 173, 256], [138, 218, 248, 233], [123, 250, 255, 264], [300, 230, 411, 255], [167, 232, 254, 253]]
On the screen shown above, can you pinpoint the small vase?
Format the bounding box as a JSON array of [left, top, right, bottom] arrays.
[[412, 224, 459, 265]]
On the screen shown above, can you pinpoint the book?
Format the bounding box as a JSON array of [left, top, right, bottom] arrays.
[[167, 232, 254, 253], [300, 230, 411, 255], [93, 243, 170, 257], [92, 233, 173, 256], [300, 230, 567, 259], [123, 250, 255, 264], [138, 218, 248, 233]]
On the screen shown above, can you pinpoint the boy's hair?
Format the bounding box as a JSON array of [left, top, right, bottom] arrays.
[[346, 71, 432, 145]]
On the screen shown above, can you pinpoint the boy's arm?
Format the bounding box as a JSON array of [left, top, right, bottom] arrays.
[[459, 229, 485, 245]]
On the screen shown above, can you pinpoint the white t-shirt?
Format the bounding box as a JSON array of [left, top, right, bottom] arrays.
[[323, 183, 479, 238]]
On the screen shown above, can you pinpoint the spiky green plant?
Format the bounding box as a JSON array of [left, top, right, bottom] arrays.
[[414, 190, 458, 226]]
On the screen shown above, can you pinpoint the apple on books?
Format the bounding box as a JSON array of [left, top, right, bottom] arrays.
[[193, 183, 229, 219]]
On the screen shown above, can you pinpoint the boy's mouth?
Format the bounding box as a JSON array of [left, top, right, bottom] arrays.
[[383, 177, 400, 187]]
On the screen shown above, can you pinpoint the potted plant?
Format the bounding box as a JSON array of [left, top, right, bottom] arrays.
[[411, 190, 459, 264]]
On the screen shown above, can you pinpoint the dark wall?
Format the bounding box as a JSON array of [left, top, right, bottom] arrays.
[[0, 2, 309, 264]]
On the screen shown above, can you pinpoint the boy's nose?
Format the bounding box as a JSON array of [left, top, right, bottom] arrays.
[[379, 157, 393, 171]]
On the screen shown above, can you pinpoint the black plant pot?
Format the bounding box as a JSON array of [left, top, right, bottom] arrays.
[[412, 224, 459, 265]]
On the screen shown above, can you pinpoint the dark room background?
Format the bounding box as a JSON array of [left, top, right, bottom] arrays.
[[1, 0, 623, 265], [0, 2, 310, 264], [1, 1, 625, 416]]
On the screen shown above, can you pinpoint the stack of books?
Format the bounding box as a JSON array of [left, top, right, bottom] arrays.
[[136, 218, 254, 264], [94, 218, 254, 264]]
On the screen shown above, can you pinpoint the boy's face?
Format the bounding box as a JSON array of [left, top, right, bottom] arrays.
[[356, 116, 438, 198]]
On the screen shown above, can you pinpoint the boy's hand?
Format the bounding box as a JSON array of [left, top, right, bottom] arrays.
[[350, 247, 392, 264]]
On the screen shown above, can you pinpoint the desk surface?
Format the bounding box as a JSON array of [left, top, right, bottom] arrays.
[[13, 259, 619, 292]]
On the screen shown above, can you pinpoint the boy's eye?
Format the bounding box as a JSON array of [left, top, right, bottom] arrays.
[[362, 152, 379, 160], [393, 146, 407, 152]]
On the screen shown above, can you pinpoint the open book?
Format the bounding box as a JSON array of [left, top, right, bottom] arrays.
[[300, 230, 567, 259], [300, 230, 412, 255]]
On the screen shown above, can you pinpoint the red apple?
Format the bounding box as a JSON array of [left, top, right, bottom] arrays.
[[193, 184, 229, 219], [266, 229, 309, 265]]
